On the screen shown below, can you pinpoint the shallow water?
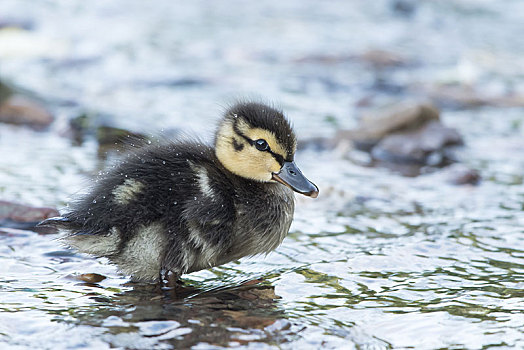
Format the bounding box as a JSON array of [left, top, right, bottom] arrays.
[[1, 1, 523, 349]]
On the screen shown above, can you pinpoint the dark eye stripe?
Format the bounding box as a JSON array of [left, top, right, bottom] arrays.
[[238, 132, 254, 146], [269, 151, 285, 166], [235, 127, 285, 165], [233, 124, 286, 166]]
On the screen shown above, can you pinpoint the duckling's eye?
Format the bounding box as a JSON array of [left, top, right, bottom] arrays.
[[255, 139, 269, 151]]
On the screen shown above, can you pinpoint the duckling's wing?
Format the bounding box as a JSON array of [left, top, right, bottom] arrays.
[[183, 186, 235, 245], [160, 161, 238, 273]]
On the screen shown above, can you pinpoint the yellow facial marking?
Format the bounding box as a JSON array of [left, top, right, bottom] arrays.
[[215, 119, 286, 182]]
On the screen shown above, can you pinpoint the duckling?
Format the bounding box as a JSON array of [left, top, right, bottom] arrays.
[[40, 102, 318, 283]]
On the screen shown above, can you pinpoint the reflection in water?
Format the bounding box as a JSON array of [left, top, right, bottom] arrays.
[[67, 279, 290, 348]]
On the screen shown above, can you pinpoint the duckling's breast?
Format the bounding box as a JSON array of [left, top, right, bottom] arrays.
[[228, 182, 295, 260]]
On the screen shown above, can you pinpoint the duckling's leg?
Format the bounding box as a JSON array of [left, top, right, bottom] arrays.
[[165, 270, 180, 289], [158, 269, 181, 295]]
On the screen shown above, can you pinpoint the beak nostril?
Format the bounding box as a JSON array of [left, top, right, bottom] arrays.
[[274, 161, 318, 197]]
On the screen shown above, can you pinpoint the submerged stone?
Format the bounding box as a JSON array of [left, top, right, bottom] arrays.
[[0, 94, 54, 129]]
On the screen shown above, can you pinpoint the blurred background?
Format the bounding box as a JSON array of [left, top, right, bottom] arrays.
[[0, 0, 523, 349]]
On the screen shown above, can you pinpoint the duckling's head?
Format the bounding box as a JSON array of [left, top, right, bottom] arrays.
[[215, 102, 319, 197]]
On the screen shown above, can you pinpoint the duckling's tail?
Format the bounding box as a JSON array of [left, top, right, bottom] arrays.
[[37, 216, 72, 229]]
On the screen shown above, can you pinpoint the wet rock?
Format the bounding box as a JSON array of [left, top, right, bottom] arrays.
[[340, 102, 464, 175], [0, 201, 59, 233], [65, 111, 177, 157], [67, 113, 91, 145], [446, 165, 481, 185], [65, 112, 141, 148], [97, 124, 182, 159], [372, 120, 463, 165], [0, 200, 59, 222], [340, 102, 440, 151], [97, 125, 146, 147], [0, 94, 54, 129], [97, 125, 149, 158]]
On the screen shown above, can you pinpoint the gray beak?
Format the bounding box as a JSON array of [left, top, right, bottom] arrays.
[[272, 161, 319, 198]]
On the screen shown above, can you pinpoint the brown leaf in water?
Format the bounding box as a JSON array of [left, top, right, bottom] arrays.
[[240, 278, 264, 286], [73, 273, 107, 283], [222, 310, 276, 329]]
